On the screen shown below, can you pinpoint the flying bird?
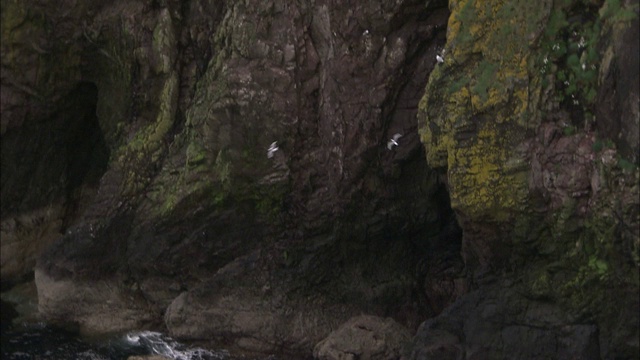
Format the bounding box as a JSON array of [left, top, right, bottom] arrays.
[[387, 133, 403, 150], [436, 54, 444, 63], [267, 141, 279, 158]]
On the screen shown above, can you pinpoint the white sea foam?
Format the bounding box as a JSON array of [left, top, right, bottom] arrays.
[[122, 331, 229, 360]]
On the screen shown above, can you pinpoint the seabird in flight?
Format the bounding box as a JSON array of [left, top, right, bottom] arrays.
[[387, 133, 403, 150], [267, 141, 279, 158]]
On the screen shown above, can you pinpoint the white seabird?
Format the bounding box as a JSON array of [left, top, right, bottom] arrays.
[[387, 133, 403, 150], [436, 54, 444, 63], [267, 141, 279, 158]]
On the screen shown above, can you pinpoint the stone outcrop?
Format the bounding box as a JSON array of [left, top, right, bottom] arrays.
[[404, 281, 602, 360], [128, 356, 170, 360], [1, 0, 638, 359], [2, 0, 455, 355], [313, 315, 411, 360], [413, 0, 639, 358]]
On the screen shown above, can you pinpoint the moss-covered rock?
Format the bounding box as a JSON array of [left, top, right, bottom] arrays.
[[419, 0, 547, 218], [415, 0, 639, 357]]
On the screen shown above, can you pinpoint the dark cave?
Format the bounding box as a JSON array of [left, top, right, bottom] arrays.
[[0, 82, 109, 224]]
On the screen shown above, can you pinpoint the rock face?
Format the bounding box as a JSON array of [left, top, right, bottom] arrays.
[[313, 315, 411, 360], [2, 0, 455, 355], [413, 0, 639, 359], [1, 0, 638, 359], [404, 282, 602, 360]]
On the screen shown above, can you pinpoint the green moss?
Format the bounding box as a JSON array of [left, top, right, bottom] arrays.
[[529, 268, 553, 299], [252, 185, 287, 222], [600, 0, 639, 23], [212, 191, 225, 206], [545, 9, 569, 38], [151, 9, 175, 74], [592, 138, 616, 152], [534, 0, 637, 121], [587, 256, 609, 276], [116, 73, 178, 195], [447, 77, 469, 95], [471, 60, 498, 103], [562, 125, 577, 136], [0, 1, 28, 36], [617, 157, 639, 171]]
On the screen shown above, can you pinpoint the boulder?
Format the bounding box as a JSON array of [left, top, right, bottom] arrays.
[[314, 315, 411, 360], [127, 356, 170, 360], [404, 283, 602, 360]]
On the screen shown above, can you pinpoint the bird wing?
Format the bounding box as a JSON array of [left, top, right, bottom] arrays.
[[392, 133, 403, 141]]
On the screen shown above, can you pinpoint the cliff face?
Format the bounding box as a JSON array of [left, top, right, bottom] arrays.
[[412, 0, 639, 358], [0, 0, 638, 358], [2, 0, 456, 354]]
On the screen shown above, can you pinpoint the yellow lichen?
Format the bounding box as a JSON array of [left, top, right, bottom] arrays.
[[419, 0, 547, 221]]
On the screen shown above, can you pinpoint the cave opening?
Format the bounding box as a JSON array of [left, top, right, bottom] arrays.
[[415, 178, 465, 317], [0, 81, 109, 284], [1, 82, 109, 215], [386, 175, 464, 329], [58, 82, 110, 229]]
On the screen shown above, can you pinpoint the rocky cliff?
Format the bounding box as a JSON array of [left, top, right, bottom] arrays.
[[1, 0, 638, 359]]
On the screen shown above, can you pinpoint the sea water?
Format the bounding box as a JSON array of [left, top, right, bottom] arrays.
[[2, 287, 280, 360], [1, 322, 230, 360]]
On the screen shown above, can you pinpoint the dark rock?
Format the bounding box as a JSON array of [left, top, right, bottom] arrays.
[[1, 0, 452, 345], [404, 284, 601, 360], [313, 315, 411, 360], [127, 356, 171, 360], [163, 250, 357, 355], [595, 9, 640, 164], [0, 299, 19, 333]]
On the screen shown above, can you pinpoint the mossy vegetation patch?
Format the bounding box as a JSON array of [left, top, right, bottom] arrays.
[[536, 0, 638, 124]]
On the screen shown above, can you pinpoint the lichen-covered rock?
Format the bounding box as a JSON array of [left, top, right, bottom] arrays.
[[313, 315, 411, 360], [414, 0, 639, 358], [418, 0, 549, 270]]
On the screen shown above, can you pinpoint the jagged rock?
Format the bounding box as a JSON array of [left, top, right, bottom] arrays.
[[0, 204, 65, 284], [163, 250, 357, 355], [313, 315, 411, 360], [2, 0, 453, 347], [1, 0, 638, 358], [35, 268, 155, 335], [404, 283, 601, 360], [415, 0, 639, 358]]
